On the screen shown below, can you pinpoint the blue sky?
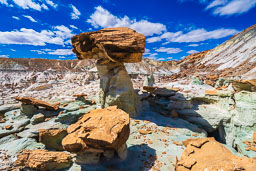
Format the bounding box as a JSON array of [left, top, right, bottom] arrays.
[[0, 0, 255, 61]]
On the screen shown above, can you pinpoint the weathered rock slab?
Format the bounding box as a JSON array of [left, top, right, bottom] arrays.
[[14, 149, 72, 170], [62, 106, 130, 153], [176, 138, 256, 171]]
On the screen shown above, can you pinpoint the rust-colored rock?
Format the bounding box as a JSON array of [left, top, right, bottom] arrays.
[[232, 79, 256, 92], [4, 125, 13, 130], [176, 138, 256, 171], [253, 130, 256, 143], [206, 74, 219, 81], [62, 106, 130, 153], [205, 89, 218, 96], [71, 27, 145, 63], [14, 149, 72, 170], [14, 97, 59, 111], [39, 129, 67, 151]]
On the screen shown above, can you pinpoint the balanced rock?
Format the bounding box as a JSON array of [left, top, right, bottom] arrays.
[[62, 106, 130, 162], [14, 149, 72, 170], [71, 27, 145, 63], [176, 138, 256, 171], [15, 97, 59, 111], [71, 27, 145, 116]]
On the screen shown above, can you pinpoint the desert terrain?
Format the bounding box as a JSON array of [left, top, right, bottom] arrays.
[[0, 25, 256, 171]]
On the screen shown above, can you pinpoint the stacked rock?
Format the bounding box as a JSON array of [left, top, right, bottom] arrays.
[[71, 27, 145, 116], [62, 106, 130, 164]]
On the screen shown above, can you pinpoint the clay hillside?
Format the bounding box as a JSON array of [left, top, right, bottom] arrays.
[[171, 24, 256, 80]]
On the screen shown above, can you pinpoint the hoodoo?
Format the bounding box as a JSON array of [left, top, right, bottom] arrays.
[[71, 27, 145, 115]]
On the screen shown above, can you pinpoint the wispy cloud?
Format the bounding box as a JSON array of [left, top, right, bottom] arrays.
[[0, 54, 9, 58], [23, 15, 37, 22], [0, 25, 73, 46], [179, 0, 256, 16], [31, 48, 73, 55], [45, 0, 58, 9], [1, 0, 58, 11], [188, 43, 206, 47], [12, 0, 47, 11], [70, 4, 81, 19], [87, 6, 166, 36], [187, 50, 199, 54], [0, 0, 8, 5], [208, 0, 256, 16], [155, 47, 182, 54], [12, 16, 20, 20], [70, 25, 78, 29], [31, 50, 46, 54], [147, 28, 238, 43]]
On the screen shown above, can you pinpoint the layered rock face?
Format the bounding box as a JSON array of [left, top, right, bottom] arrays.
[[71, 27, 145, 115], [62, 106, 130, 163], [176, 138, 256, 171]]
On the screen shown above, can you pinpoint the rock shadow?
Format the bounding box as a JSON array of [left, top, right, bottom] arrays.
[[78, 144, 156, 171], [135, 88, 223, 140]]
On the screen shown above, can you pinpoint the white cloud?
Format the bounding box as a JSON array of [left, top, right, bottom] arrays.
[[12, 16, 20, 20], [87, 6, 166, 36], [211, 0, 256, 16], [187, 50, 199, 54], [0, 0, 8, 5], [48, 49, 73, 55], [0, 25, 73, 46], [45, 0, 58, 8], [179, 0, 256, 15], [31, 50, 46, 54], [147, 37, 162, 43], [70, 4, 81, 19], [0, 54, 9, 58], [10, 49, 16, 51], [59, 56, 66, 59], [147, 28, 238, 43], [206, 0, 227, 9], [70, 25, 78, 29], [188, 44, 199, 47], [23, 15, 37, 22], [156, 58, 166, 61], [155, 47, 182, 54], [13, 0, 44, 11], [166, 57, 173, 60]]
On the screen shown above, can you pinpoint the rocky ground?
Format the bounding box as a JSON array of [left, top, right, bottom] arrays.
[[1, 66, 256, 170]]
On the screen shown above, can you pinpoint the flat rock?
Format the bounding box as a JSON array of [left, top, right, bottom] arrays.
[[176, 138, 256, 171], [14, 149, 72, 170], [0, 138, 45, 156], [71, 27, 145, 63], [62, 106, 130, 153], [0, 104, 20, 114], [14, 97, 59, 111]]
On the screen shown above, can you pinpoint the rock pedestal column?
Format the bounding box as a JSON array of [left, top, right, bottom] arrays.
[[96, 60, 136, 115]]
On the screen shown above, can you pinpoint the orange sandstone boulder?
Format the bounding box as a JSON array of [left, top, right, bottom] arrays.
[[62, 106, 130, 153], [14, 149, 72, 170], [176, 138, 256, 171]]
